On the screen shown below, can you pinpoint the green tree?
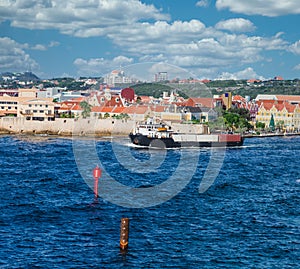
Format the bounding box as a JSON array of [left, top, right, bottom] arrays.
[[103, 112, 110, 119], [223, 112, 240, 129], [276, 120, 284, 131], [256, 121, 265, 130], [208, 116, 226, 132], [80, 101, 92, 118]]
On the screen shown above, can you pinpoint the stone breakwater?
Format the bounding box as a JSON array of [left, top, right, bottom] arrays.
[[0, 117, 135, 136]]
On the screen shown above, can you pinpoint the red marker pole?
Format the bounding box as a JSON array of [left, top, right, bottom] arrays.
[[93, 165, 102, 200]]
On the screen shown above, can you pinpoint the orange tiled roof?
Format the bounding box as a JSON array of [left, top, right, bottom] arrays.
[[276, 95, 300, 103], [123, 105, 149, 114], [232, 95, 246, 102], [113, 106, 125, 113], [91, 106, 102, 113], [71, 104, 82, 111], [100, 107, 114, 113], [185, 97, 214, 108], [260, 100, 296, 113]]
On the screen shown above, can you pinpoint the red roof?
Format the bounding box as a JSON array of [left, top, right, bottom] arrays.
[[71, 104, 82, 111], [123, 105, 149, 115], [91, 106, 102, 113], [185, 98, 214, 108], [113, 106, 125, 113], [276, 95, 300, 103], [260, 100, 296, 113]]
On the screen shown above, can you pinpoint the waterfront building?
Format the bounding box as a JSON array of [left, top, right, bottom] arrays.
[[256, 100, 300, 131], [18, 98, 55, 121], [0, 89, 18, 97], [0, 89, 55, 121], [0, 95, 18, 117]]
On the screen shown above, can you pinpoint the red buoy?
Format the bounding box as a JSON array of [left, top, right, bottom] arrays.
[[93, 166, 102, 199], [93, 165, 102, 179]]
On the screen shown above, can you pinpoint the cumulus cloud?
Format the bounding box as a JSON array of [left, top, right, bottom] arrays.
[[31, 44, 47, 51], [216, 0, 300, 17], [217, 67, 266, 80], [72, 16, 289, 78], [0, 0, 170, 37], [294, 64, 300, 70], [74, 55, 134, 76], [0, 37, 38, 72], [289, 40, 300, 55], [0, 0, 296, 79], [196, 0, 210, 8], [108, 20, 288, 68], [215, 18, 256, 32]]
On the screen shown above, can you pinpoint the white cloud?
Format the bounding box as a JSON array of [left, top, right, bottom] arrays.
[[196, 0, 210, 8], [72, 15, 289, 78], [215, 18, 256, 32], [0, 0, 170, 37], [1, 0, 296, 79], [74, 55, 134, 76], [294, 64, 300, 70], [289, 40, 300, 55], [49, 41, 60, 47], [108, 19, 288, 67], [217, 67, 266, 80], [216, 0, 300, 17], [0, 37, 38, 72], [31, 44, 47, 51]]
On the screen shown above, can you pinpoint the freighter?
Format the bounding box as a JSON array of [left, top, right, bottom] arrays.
[[129, 119, 244, 148]]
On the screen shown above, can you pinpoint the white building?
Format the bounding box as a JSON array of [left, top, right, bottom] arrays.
[[104, 70, 134, 86], [154, 72, 168, 82]]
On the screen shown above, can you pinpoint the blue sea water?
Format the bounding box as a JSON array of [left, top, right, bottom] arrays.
[[0, 135, 299, 268]]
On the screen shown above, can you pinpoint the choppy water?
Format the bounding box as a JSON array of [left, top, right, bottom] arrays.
[[0, 135, 299, 268]]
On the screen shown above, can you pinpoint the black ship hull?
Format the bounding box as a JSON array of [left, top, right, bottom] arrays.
[[129, 133, 244, 148]]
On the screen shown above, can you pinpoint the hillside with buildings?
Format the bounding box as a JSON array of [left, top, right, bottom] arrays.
[[1, 70, 300, 135]]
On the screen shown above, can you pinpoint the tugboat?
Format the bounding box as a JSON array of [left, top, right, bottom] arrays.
[[129, 118, 244, 148]]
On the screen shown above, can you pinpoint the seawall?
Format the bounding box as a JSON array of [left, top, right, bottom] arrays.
[[0, 117, 136, 136]]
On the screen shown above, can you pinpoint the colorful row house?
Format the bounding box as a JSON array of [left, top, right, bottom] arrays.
[[256, 100, 300, 131]]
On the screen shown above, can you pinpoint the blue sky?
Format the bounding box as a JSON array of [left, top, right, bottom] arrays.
[[0, 0, 300, 80]]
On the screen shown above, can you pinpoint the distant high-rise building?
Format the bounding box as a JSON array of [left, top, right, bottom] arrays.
[[154, 72, 168, 82], [104, 70, 133, 86]]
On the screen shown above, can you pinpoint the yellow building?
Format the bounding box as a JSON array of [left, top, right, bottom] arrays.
[[222, 92, 232, 110], [256, 100, 300, 131]]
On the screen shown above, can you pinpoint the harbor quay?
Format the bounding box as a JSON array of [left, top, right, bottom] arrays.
[[0, 117, 135, 136], [0, 117, 207, 137]]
